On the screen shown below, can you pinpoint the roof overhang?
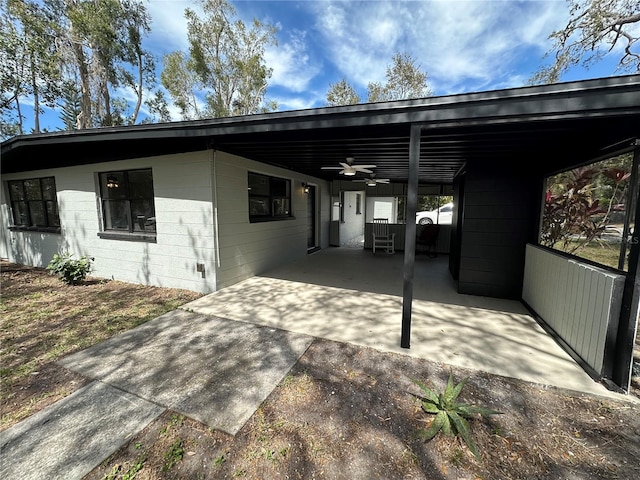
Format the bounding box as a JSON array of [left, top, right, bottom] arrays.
[[2, 75, 640, 183]]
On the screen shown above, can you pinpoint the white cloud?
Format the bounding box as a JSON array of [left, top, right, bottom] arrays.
[[146, 0, 195, 54], [272, 94, 319, 112], [307, 0, 570, 94], [311, 1, 398, 85], [265, 30, 321, 92], [416, 0, 568, 92]]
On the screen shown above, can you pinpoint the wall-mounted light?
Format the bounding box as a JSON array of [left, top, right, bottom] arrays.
[[106, 175, 119, 188], [302, 182, 310, 194]]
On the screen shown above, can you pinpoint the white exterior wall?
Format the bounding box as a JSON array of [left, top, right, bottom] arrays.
[[1, 151, 216, 293], [213, 150, 330, 289]]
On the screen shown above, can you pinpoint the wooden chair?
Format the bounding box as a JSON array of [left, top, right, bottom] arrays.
[[372, 218, 396, 254]]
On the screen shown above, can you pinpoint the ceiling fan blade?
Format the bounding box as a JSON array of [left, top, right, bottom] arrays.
[[321, 166, 342, 170], [339, 162, 351, 168], [356, 165, 377, 169], [358, 168, 374, 174]]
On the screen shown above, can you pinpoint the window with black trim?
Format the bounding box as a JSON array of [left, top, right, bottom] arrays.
[[99, 169, 156, 237], [248, 172, 292, 222], [8, 177, 60, 232]]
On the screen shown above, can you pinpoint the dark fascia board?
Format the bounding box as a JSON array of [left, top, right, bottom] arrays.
[[3, 74, 640, 155]]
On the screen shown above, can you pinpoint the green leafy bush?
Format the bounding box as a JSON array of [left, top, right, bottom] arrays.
[[413, 373, 502, 459], [46, 253, 94, 285]]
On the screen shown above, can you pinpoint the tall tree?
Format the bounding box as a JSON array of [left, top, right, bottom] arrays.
[[367, 52, 432, 102], [531, 0, 640, 84], [59, 81, 82, 130], [1, 0, 63, 135], [54, 0, 156, 128], [143, 89, 171, 124], [0, 1, 26, 135], [161, 51, 202, 120], [162, 0, 278, 119], [54, 0, 92, 128], [113, 0, 154, 124], [325, 78, 361, 106]]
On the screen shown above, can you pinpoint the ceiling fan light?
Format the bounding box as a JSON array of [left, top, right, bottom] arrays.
[[366, 180, 377, 187], [343, 166, 356, 176]]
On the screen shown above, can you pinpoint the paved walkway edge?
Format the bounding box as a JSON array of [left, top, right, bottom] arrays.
[[0, 381, 165, 480]]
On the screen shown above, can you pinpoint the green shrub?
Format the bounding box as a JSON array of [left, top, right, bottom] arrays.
[[413, 373, 502, 459], [46, 253, 94, 285]]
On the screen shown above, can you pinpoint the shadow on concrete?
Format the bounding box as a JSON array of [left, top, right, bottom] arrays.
[[57, 310, 313, 435], [183, 248, 625, 398]]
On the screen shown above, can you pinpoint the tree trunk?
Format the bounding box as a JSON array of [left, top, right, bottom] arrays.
[[30, 52, 40, 133], [15, 97, 24, 135], [66, 0, 91, 129], [130, 49, 144, 124]]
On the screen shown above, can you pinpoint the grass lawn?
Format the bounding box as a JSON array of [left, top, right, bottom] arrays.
[[555, 240, 626, 270], [0, 261, 203, 430]]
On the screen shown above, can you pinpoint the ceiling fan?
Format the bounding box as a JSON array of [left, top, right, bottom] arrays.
[[353, 175, 390, 187], [320, 157, 376, 176]]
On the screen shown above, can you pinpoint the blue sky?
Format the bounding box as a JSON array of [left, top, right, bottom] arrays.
[[28, 0, 631, 131]]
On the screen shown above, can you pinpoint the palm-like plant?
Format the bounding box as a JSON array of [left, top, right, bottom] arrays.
[[413, 373, 502, 459]]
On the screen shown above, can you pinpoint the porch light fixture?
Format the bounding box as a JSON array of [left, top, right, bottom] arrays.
[[302, 182, 310, 194], [106, 175, 119, 188]]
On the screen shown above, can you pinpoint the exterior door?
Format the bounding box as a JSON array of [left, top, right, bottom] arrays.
[[307, 185, 316, 250]]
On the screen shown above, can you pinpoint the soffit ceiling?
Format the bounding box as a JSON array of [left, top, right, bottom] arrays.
[[210, 117, 638, 184]]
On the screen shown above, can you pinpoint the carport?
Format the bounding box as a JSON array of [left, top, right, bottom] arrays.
[[2, 74, 640, 392], [209, 74, 640, 393]]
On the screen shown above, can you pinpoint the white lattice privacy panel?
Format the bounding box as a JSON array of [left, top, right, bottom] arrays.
[[523, 244, 625, 376]]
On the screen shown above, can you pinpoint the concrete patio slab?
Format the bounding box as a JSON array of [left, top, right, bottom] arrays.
[[182, 248, 626, 399], [58, 309, 314, 435], [0, 381, 164, 480]]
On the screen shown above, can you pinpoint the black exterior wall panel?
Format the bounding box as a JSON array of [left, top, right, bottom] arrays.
[[458, 159, 539, 299]]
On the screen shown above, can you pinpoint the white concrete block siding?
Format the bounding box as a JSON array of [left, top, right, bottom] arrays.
[[1, 149, 330, 294], [212, 151, 330, 290], [1, 152, 217, 293]]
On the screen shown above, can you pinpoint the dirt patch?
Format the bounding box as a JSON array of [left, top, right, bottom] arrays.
[[3, 260, 640, 479], [86, 339, 640, 480]]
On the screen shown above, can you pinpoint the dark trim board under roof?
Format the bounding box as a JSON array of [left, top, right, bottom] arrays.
[[2, 75, 640, 183]]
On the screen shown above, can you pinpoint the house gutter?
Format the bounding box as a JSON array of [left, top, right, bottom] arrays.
[[211, 149, 221, 271]]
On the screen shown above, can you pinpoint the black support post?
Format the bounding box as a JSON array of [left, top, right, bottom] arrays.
[[401, 124, 421, 348], [612, 147, 640, 391]]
